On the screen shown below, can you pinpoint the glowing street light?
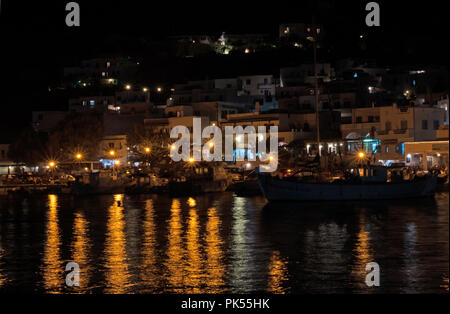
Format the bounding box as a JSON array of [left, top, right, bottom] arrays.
[[209, 142, 214, 148], [156, 87, 162, 92], [188, 157, 195, 163], [109, 150, 115, 156], [114, 160, 120, 165], [142, 87, 148, 92], [358, 152, 366, 159], [125, 84, 131, 90], [145, 147, 151, 153], [48, 161, 55, 168], [75, 153, 82, 160]]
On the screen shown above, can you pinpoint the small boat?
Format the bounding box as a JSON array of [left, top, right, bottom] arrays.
[[257, 166, 438, 202], [169, 163, 231, 196], [230, 170, 262, 196], [233, 179, 262, 196], [125, 173, 168, 194], [71, 170, 133, 195]]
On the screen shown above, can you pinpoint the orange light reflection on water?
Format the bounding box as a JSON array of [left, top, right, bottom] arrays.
[[267, 250, 288, 294], [103, 194, 130, 293], [41, 194, 63, 293], [0, 235, 5, 288], [185, 203, 204, 293], [351, 211, 373, 286], [165, 199, 185, 293], [139, 199, 160, 292], [205, 207, 226, 293], [71, 211, 91, 291]]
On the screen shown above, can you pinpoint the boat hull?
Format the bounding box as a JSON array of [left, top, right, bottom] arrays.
[[257, 174, 438, 201]]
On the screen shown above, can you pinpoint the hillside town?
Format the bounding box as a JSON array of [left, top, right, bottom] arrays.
[[0, 23, 449, 195], [0, 1, 449, 298]]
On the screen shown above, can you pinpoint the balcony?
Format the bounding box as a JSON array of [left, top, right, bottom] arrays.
[[341, 122, 380, 130], [376, 129, 414, 137]]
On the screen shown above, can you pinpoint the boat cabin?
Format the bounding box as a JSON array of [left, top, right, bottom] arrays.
[[352, 166, 388, 183]]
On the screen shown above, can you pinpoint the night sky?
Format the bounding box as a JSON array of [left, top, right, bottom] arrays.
[[0, 0, 448, 139]]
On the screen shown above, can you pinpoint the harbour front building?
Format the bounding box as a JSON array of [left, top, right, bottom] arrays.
[[341, 103, 447, 168]]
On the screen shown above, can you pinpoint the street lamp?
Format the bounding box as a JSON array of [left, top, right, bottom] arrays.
[[125, 84, 131, 90], [48, 161, 55, 168], [75, 153, 82, 160], [145, 147, 151, 153], [142, 87, 148, 92], [188, 157, 194, 163], [109, 150, 115, 157], [358, 152, 366, 159], [157, 87, 162, 93]]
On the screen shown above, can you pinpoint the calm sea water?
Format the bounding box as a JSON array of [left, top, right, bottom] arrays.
[[0, 191, 448, 294]]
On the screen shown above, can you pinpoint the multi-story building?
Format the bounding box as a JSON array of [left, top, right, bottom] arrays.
[[32, 111, 68, 133], [69, 89, 151, 114], [63, 57, 139, 83], [238, 75, 276, 97], [280, 64, 334, 87], [436, 94, 449, 125], [341, 103, 446, 165], [98, 135, 128, 167]]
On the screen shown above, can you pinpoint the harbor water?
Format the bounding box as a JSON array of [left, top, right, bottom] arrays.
[[0, 191, 448, 293]]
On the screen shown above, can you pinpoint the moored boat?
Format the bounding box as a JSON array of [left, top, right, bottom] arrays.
[[257, 166, 438, 201], [169, 163, 231, 196]]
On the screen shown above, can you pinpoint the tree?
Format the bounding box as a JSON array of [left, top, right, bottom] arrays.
[[127, 123, 172, 170], [46, 112, 104, 162], [8, 127, 45, 166]]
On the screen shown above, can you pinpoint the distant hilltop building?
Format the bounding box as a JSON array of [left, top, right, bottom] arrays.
[[279, 23, 324, 41], [63, 57, 140, 87]]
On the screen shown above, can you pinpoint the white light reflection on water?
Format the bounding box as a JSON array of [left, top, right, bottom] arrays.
[[228, 196, 263, 293]]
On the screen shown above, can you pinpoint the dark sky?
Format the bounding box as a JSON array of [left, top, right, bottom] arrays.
[[0, 0, 448, 138]]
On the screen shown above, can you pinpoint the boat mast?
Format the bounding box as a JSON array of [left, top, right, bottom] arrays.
[[313, 22, 321, 156]]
